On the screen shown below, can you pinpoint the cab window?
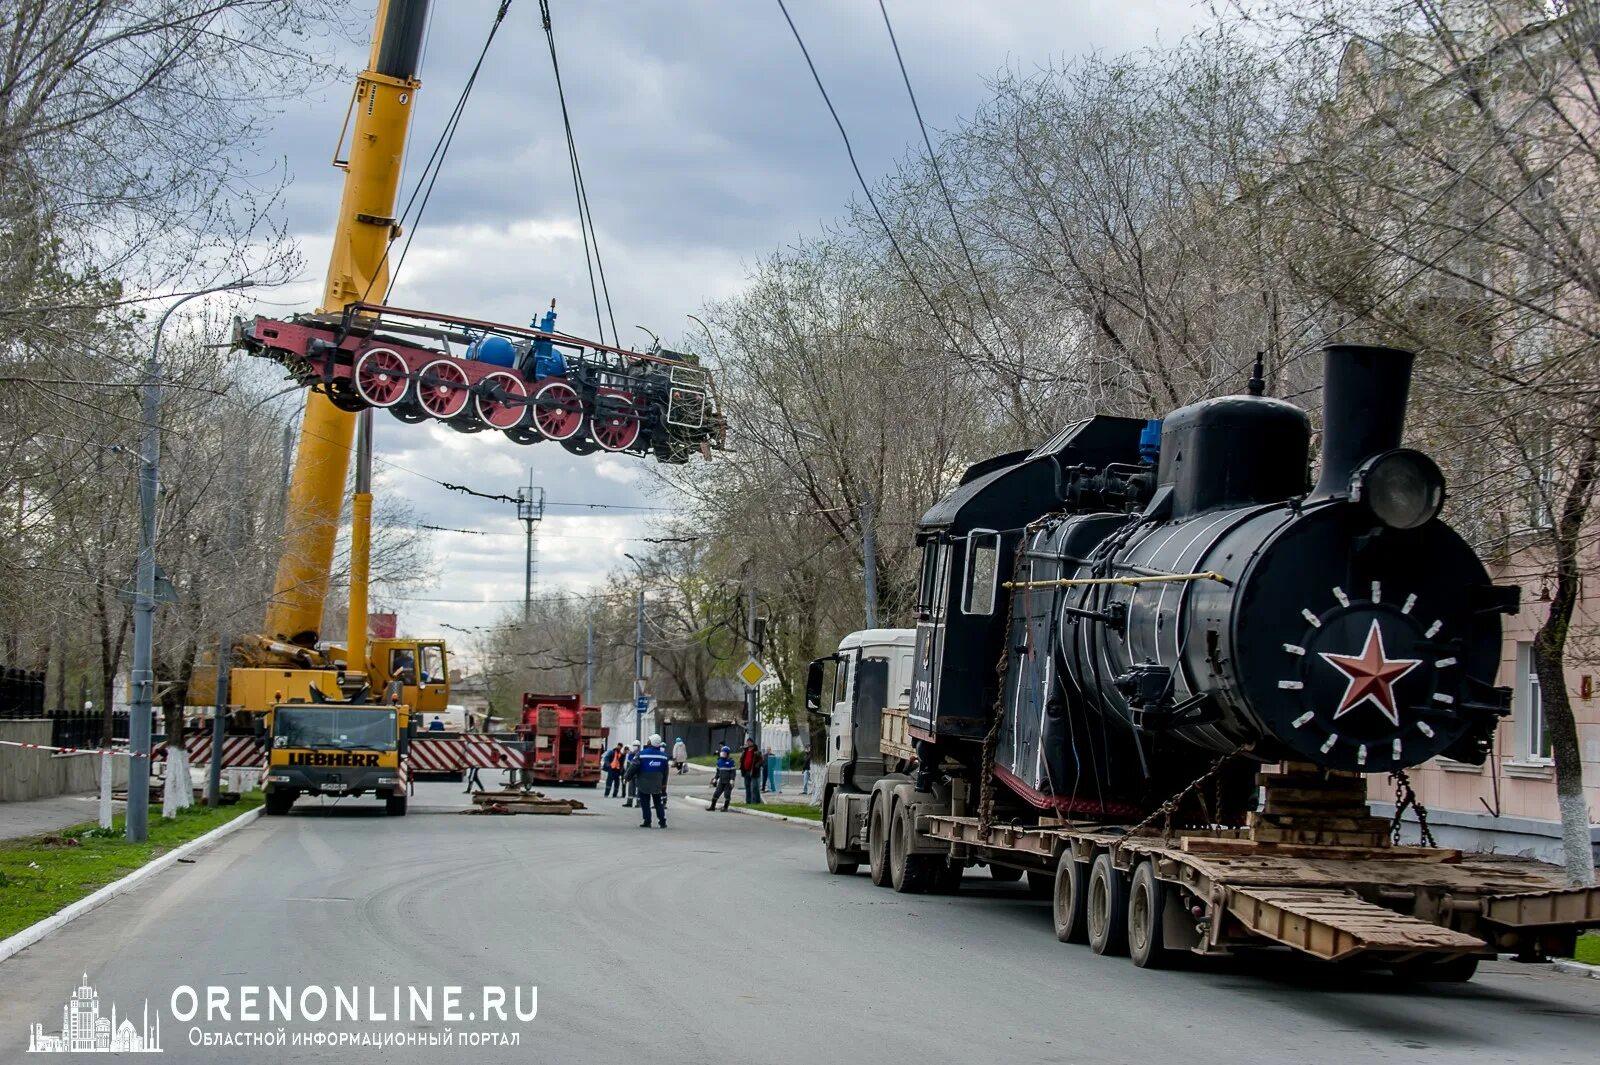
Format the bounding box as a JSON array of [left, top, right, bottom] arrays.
[[962, 530, 1001, 616], [389, 647, 416, 681], [420, 644, 445, 685]]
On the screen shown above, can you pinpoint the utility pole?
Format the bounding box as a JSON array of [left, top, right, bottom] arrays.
[[516, 472, 545, 624], [634, 589, 645, 743], [584, 618, 595, 706], [745, 574, 760, 747], [861, 492, 878, 629], [129, 285, 238, 843]]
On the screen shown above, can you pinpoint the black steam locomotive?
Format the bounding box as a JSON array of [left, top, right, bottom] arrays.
[[909, 345, 1519, 817]]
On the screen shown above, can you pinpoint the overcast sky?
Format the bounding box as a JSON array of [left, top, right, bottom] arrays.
[[242, 0, 1201, 646]]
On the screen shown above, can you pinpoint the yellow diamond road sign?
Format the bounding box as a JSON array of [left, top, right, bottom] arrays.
[[738, 658, 767, 688]]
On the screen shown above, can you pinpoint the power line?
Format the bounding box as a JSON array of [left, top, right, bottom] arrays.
[[383, 0, 514, 300], [540, 0, 618, 346], [877, 0, 1014, 367], [774, 0, 966, 361]]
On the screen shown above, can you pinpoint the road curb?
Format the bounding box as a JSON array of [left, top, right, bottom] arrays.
[[683, 795, 819, 827], [0, 806, 262, 966], [1552, 958, 1600, 979]]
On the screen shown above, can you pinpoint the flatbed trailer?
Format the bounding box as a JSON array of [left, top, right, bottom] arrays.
[[813, 635, 1600, 980], [917, 811, 1599, 972]]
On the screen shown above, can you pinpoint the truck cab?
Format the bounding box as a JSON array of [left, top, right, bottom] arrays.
[[806, 629, 917, 875], [261, 700, 411, 817]]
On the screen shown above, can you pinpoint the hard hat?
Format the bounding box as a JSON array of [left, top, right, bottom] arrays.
[[720, 745, 731, 754], [648, 733, 663, 746]]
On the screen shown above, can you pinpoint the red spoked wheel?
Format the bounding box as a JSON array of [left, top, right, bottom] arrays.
[[417, 359, 471, 419], [353, 348, 411, 408], [589, 389, 642, 452], [475, 371, 528, 429], [532, 379, 584, 441]]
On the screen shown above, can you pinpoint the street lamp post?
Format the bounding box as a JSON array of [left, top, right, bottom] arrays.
[[128, 282, 251, 842], [623, 553, 647, 744]]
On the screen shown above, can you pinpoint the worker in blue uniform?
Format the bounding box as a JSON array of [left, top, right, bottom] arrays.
[[627, 734, 671, 828], [709, 745, 735, 812]]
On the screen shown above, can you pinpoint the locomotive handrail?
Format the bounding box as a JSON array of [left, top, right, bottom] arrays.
[[1002, 570, 1228, 590]]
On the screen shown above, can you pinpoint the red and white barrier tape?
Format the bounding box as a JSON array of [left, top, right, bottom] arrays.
[[0, 739, 150, 758]]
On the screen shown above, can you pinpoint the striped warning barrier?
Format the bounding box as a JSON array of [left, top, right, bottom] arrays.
[[151, 734, 267, 767], [0, 739, 149, 758], [409, 736, 528, 772]]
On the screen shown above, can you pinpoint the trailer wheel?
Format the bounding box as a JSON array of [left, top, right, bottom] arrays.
[[889, 803, 936, 894], [385, 794, 408, 817], [1127, 860, 1170, 968], [1087, 853, 1129, 956], [989, 864, 1024, 883], [1052, 852, 1090, 944], [868, 796, 892, 888]]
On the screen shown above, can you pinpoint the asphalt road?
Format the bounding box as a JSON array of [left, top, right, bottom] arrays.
[[2, 776, 1598, 1064]]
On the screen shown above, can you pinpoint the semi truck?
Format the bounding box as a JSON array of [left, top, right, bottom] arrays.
[[811, 628, 1600, 977], [809, 346, 1600, 979]]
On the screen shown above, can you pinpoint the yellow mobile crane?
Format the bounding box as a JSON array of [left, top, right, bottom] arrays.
[[191, 0, 448, 720]]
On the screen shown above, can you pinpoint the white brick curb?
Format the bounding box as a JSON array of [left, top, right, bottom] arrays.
[[0, 806, 262, 966], [683, 794, 819, 827], [1552, 958, 1600, 980]]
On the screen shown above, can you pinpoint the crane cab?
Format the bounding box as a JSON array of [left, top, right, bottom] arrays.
[[370, 638, 449, 714]]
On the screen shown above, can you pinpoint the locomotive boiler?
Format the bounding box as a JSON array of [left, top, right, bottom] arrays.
[[908, 344, 1518, 816]]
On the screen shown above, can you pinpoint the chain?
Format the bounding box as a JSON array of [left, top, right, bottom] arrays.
[[1389, 768, 1437, 848], [1112, 745, 1251, 858], [972, 540, 1024, 831]]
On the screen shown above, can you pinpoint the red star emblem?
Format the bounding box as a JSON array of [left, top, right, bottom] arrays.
[[1318, 619, 1421, 726]]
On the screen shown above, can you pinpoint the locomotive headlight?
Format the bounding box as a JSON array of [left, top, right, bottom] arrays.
[[1351, 449, 1445, 530]]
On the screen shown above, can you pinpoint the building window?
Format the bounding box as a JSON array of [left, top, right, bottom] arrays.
[[1515, 641, 1551, 761]]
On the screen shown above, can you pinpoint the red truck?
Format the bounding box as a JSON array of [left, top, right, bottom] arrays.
[[517, 694, 608, 787]]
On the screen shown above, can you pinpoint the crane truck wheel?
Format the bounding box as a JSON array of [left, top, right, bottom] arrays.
[[867, 797, 893, 888], [1052, 851, 1090, 944], [264, 791, 295, 816], [889, 802, 936, 894], [385, 794, 408, 817], [1127, 860, 1170, 968], [1087, 853, 1130, 956], [989, 864, 1024, 883]]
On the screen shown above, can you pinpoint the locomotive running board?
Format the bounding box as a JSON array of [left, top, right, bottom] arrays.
[[1226, 886, 1484, 961]]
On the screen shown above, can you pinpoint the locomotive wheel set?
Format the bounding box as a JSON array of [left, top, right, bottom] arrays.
[[236, 301, 725, 464]]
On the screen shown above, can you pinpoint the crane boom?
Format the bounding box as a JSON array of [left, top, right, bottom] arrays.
[[266, 0, 431, 648]]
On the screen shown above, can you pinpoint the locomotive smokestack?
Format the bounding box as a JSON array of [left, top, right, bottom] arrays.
[[1308, 344, 1415, 501]]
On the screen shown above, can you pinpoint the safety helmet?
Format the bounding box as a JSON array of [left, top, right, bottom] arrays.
[[720, 745, 731, 754], [648, 733, 663, 746]]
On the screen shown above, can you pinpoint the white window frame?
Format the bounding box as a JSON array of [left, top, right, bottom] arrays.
[[1515, 641, 1551, 762], [961, 529, 1002, 616]]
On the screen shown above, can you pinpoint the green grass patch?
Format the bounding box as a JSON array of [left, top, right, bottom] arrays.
[[0, 792, 263, 940], [738, 802, 821, 821], [1573, 933, 1600, 965], [689, 754, 719, 766]]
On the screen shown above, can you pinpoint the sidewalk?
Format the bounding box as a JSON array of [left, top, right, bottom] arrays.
[[0, 792, 116, 841]]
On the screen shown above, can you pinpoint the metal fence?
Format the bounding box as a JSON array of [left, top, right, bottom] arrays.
[[0, 665, 131, 747]]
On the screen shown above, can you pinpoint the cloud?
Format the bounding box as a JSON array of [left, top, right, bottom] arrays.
[[241, 0, 1202, 650]]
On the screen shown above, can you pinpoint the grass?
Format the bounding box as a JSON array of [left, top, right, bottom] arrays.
[[0, 792, 263, 940], [738, 802, 822, 821], [688, 754, 719, 766], [1574, 933, 1600, 965]]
